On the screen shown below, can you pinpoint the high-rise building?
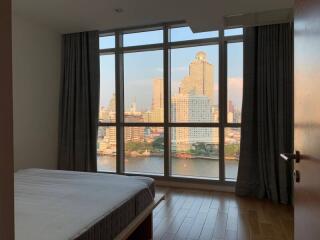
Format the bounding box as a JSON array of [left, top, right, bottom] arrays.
[[151, 108, 164, 122], [99, 106, 108, 121], [227, 100, 239, 123], [172, 52, 215, 151], [228, 100, 235, 113], [97, 127, 116, 155], [143, 111, 152, 122], [125, 126, 145, 143], [124, 115, 145, 143], [152, 78, 163, 110], [227, 112, 234, 123], [179, 52, 214, 101], [212, 105, 219, 122], [151, 78, 164, 122], [107, 93, 116, 112], [172, 126, 214, 152], [172, 94, 212, 151], [128, 98, 138, 113], [99, 93, 116, 122], [124, 98, 142, 119], [171, 94, 212, 123]]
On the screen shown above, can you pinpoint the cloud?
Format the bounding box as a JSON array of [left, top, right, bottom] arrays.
[[228, 77, 243, 107], [228, 77, 243, 89]]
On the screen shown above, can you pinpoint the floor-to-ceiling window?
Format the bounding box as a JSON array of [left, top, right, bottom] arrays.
[[98, 24, 243, 183]]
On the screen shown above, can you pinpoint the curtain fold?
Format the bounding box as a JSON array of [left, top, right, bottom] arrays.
[[236, 24, 293, 204], [58, 31, 100, 172]]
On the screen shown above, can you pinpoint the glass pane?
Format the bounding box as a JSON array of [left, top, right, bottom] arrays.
[[227, 42, 243, 123], [171, 26, 219, 42], [123, 30, 163, 47], [100, 55, 116, 123], [224, 28, 243, 37], [125, 127, 164, 175], [225, 128, 241, 180], [171, 45, 219, 123], [97, 126, 117, 172], [124, 50, 163, 123], [99, 35, 115, 49], [171, 127, 219, 179]]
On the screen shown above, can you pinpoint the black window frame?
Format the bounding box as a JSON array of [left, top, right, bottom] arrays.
[[98, 22, 243, 184]]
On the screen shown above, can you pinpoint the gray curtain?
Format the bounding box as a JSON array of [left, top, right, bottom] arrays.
[[58, 31, 100, 172], [236, 24, 293, 204]]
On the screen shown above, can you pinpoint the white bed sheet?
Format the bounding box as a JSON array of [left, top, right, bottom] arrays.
[[14, 169, 153, 240]]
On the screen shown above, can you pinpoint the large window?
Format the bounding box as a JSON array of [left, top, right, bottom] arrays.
[[98, 24, 243, 182]]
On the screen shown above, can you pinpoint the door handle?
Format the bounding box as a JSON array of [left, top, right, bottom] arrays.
[[280, 150, 300, 163]]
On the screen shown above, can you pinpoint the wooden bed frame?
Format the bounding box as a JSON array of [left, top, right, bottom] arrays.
[[114, 194, 165, 240]]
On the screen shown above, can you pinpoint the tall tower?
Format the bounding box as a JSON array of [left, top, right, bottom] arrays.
[[152, 78, 163, 110], [152, 78, 164, 122], [172, 52, 214, 152], [179, 52, 214, 101], [107, 93, 116, 112], [129, 97, 137, 113]]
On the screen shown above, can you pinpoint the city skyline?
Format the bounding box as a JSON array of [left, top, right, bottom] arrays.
[[99, 50, 242, 124], [97, 28, 242, 179], [100, 43, 243, 111], [98, 49, 242, 179], [99, 51, 241, 156]]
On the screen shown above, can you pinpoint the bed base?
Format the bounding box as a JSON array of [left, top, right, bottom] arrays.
[[114, 194, 164, 240]]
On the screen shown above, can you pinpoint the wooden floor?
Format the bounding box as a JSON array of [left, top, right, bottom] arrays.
[[153, 187, 293, 240]]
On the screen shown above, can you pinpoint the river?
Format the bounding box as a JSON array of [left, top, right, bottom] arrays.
[[98, 155, 238, 180]]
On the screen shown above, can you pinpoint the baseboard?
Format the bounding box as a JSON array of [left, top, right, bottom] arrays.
[[155, 179, 236, 193]]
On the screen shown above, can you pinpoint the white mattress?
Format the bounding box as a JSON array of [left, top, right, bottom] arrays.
[[15, 169, 154, 240]]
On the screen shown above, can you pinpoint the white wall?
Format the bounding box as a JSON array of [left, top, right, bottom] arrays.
[[12, 14, 61, 171]]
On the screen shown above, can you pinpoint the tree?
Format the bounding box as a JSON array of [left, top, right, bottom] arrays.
[[225, 144, 240, 157], [152, 137, 164, 151]]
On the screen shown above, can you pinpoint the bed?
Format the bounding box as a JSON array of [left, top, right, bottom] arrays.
[[15, 169, 161, 240]]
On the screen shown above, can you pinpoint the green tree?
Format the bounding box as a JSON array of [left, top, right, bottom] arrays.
[[126, 142, 152, 153], [225, 144, 240, 157], [152, 137, 164, 151]]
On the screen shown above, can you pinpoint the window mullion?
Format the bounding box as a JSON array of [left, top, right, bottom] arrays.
[[115, 31, 125, 174], [219, 30, 227, 182], [164, 24, 171, 177]]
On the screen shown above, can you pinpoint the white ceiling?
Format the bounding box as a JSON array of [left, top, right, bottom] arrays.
[[13, 0, 294, 33]]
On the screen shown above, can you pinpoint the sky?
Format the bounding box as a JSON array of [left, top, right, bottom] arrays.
[[99, 27, 243, 111]]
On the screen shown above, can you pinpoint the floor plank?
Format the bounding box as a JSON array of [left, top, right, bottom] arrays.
[[154, 187, 293, 240]]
